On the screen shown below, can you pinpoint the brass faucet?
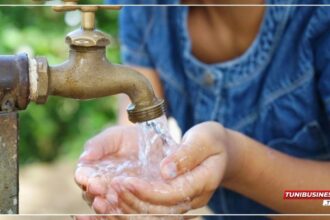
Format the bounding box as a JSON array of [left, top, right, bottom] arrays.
[[0, 4, 167, 215], [28, 6, 165, 123]]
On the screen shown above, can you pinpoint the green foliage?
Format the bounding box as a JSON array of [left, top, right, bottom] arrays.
[[0, 7, 120, 164]]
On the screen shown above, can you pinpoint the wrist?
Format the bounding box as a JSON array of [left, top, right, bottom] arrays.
[[221, 129, 250, 188]]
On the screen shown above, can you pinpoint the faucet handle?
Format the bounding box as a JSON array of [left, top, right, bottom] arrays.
[[53, 5, 121, 30], [53, 5, 120, 47]]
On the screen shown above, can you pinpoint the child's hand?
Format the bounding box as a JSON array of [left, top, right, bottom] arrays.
[[75, 125, 140, 213], [106, 122, 231, 214]]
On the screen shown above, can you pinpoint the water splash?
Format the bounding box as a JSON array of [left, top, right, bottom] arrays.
[[76, 115, 178, 180], [138, 115, 178, 180], [76, 115, 190, 215]]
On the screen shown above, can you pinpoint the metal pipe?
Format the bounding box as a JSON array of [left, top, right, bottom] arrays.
[[46, 46, 164, 122], [0, 54, 29, 112], [0, 54, 27, 214], [0, 112, 19, 214]]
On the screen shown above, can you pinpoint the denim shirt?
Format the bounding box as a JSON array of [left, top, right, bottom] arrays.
[[107, 0, 330, 218]]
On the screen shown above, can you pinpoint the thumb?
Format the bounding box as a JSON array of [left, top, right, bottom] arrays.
[[160, 122, 222, 179]]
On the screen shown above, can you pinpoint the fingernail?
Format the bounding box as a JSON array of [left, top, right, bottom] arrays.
[[162, 162, 177, 179]]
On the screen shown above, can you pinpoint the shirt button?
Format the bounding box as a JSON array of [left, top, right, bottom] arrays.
[[203, 72, 215, 86]]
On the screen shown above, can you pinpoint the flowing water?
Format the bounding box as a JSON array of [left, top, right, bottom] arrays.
[[76, 115, 191, 215], [138, 115, 179, 180]]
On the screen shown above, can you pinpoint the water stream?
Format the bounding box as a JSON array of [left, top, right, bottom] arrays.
[[76, 115, 190, 215]]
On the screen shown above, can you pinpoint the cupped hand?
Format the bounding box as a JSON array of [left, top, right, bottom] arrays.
[[75, 125, 141, 213], [105, 122, 229, 214]]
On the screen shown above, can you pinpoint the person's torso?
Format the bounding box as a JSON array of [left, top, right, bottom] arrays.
[[111, 0, 330, 218]]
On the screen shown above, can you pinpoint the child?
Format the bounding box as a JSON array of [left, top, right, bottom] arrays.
[[76, 1, 330, 218]]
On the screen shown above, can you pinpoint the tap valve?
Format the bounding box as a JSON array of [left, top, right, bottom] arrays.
[[28, 5, 165, 123], [53, 5, 121, 30], [53, 5, 120, 47]]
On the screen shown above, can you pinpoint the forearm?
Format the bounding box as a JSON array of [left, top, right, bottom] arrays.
[[222, 129, 330, 213]]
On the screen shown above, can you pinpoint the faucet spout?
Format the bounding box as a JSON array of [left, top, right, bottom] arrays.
[[39, 46, 165, 123], [28, 6, 165, 123], [49, 46, 156, 105]]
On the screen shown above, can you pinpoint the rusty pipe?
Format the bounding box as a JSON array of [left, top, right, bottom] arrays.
[[0, 54, 29, 112], [38, 46, 164, 123]]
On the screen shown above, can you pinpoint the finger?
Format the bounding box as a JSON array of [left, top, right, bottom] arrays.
[[108, 216, 127, 220], [75, 166, 96, 188], [107, 217, 121, 220], [88, 216, 113, 220], [74, 216, 106, 220], [117, 189, 151, 214], [117, 197, 138, 214], [82, 191, 94, 206], [74, 216, 93, 220], [92, 197, 111, 214], [106, 187, 118, 205], [190, 191, 213, 209], [80, 126, 136, 161], [116, 192, 212, 215], [87, 176, 108, 196], [80, 127, 120, 161], [119, 187, 211, 214], [119, 154, 224, 206], [92, 196, 123, 215], [112, 177, 184, 206], [160, 123, 222, 179], [116, 187, 191, 214]]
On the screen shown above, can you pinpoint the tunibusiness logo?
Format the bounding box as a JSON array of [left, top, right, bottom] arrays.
[[284, 190, 330, 206]]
